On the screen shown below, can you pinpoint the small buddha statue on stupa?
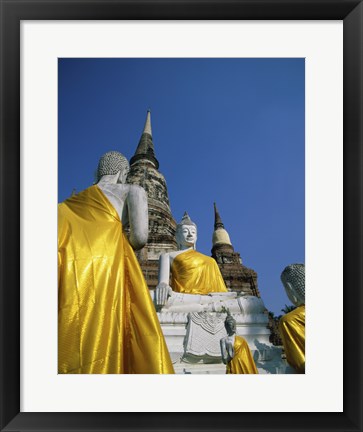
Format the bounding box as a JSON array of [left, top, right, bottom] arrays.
[[220, 313, 258, 374]]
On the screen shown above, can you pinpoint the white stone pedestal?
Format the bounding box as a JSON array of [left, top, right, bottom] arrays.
[[158, 310, 291, 374]]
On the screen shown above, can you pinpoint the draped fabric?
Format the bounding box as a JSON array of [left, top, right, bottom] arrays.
[[171, 249, 227, 295], [279, 305, 305, 373], [226, 336, 258, 374], [58, 185, 174, 374]]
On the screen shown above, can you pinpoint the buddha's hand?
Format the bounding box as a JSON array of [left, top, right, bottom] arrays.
[[155, 282, 173, 309]]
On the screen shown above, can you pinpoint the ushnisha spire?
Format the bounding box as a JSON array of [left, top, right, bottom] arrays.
[[212, 203, 232, 247], [130, 109, 159, 169], [179, 211, 196, 227]]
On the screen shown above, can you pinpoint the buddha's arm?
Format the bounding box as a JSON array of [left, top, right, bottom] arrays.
[[158, 253, 171, 285], [220, 339, 228, 364], [226, 336, 235, 361], [155, 253, 173, 308], [126, 185, 148, 250]]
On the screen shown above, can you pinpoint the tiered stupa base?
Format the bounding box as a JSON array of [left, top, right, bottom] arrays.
[[157, 306, 293, 374]]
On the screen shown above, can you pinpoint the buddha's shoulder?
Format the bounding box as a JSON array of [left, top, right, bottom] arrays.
[[234, 335, 248, 347], [187, 250, 216, 264], [280, 305, 305, 324], [195, 251, 216, 262], [187, 250, 214, 258], [127, 183, 146, 194]]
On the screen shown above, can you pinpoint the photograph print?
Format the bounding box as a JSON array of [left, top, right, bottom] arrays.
[[58, 58, 305, 374]]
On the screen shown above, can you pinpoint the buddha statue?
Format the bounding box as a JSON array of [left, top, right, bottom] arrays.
[[220, 314, 258, 374], [154, 212, 270, 368], [155, 212, 243, 313], [58, 151, 174, 374], [279, 263, 305, 373]]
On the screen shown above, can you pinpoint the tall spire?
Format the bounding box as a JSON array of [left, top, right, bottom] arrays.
[[211, 202, 258, 297], [130, 110, 159, 169], [212, 202, 232, 247], [143, 109, 152, 135], [214, 202, 225, 230]]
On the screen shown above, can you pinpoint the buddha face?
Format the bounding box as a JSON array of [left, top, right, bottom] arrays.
[[225, 318, 236, 336], [176, 224, 197, 248]]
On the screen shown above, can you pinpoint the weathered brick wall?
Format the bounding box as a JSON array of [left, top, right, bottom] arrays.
[[127, 160, 178, 282], [212, 246, 260, 297], [127, 162, 172, 211]]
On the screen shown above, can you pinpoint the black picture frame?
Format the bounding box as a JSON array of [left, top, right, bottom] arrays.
[[1, 1, 362, 431]]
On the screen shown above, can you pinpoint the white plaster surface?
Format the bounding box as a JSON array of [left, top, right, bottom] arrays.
[[157, 297, 288, 375]]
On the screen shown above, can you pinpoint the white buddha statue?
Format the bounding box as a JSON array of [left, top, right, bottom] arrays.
[[154, 212, 252, 314], [58, 151, 174, 374], [154, 212, 271, 369]]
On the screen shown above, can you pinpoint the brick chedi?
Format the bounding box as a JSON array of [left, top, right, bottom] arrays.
[[211, 203, 260, 297], [127, 110, 177, 289], [126, 111, 261, 298]]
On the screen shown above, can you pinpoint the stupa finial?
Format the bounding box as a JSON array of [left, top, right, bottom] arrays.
[[143, 109, 152, 136], [212, 203, 233, 248], [130, 109, 159, 169], [214, 202, 225, 230]]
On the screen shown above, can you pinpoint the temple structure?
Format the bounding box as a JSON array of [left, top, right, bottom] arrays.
[[211, 203, 260, 297], [127, 110, 177, 289], [127, 110, 259, 296]]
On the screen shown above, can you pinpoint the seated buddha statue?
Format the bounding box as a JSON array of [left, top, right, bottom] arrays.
[[220, 314, 258, 374], [154, 212, 248, 314], [58, 151, 174, 374], [279, 263, 305, 373], [154, 212, 268, 363]]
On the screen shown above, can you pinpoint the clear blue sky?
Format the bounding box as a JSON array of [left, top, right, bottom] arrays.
[[58, 58, 305, 315]]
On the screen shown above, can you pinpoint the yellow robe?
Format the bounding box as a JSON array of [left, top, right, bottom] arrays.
[[58, 185, 174, 374], [279, 305, 305, 373], [171, 249, 227, 295], [226, 336, 258, 374]]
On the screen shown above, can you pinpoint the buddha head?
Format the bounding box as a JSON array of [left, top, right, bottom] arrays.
[[96, 151, 130, 184], [280, 263, 305, 307], [224, 313, 236, 336], [176, 212, 197, 250]]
